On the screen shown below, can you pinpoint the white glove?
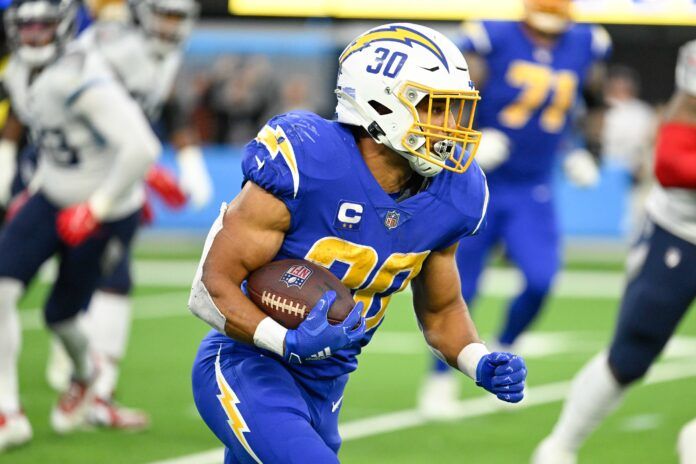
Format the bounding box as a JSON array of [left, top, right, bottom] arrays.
[[177, 146, 213, 209], [564, 148, 600, 188], [0, 139, 18, 207], [475, 128, 510, 172]]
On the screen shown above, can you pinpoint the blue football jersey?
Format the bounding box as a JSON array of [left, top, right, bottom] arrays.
[[458, 20, 611, 185], [232, 111, 488, 378]]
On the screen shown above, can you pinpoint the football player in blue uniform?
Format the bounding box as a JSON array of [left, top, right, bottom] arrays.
[[188, 23, 528, 463], [420, 0, 612, 416]]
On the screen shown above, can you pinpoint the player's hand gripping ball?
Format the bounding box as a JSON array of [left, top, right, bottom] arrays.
[[283, 290, 365, 364], [246, 259, 357, 329], [476, 352, 527, 403], [246, 259, 366, 364]]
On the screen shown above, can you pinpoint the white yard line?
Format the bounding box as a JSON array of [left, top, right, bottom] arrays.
[[22, 264, 627, 333], [146, 360, 696, 464], [37, 260, 627, 297], [20, 290, 191, 331]]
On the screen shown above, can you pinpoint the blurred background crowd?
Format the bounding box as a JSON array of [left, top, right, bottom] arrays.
[[131, 5, 692, 240]]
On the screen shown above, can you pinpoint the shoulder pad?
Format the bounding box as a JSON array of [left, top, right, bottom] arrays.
[[242, 111, 350, 213], [242, 112, 308, 211], [3, 57, 22, 85], [40, 46, 113, 107]]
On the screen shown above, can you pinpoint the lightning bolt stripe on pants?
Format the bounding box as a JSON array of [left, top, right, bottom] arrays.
[[214, 348, 263, 464]]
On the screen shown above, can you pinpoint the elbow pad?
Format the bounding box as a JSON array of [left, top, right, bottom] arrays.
[[188, 278, 226, 333], [189, 203, 228, 332]]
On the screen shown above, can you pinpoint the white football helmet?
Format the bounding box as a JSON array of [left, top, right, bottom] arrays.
[[676, 39, 696, 96], [335, 23, 482, 177], [3, 0, 78, 68], [129, 0, 198, 55]]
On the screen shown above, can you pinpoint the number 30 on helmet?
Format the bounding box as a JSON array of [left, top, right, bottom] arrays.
[[335, 23, 482, 177]]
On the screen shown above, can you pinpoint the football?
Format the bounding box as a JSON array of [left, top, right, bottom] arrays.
[[246, 259, 355, 329]]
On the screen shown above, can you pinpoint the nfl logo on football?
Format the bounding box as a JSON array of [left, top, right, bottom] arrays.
[[384, 210, 400, 229], [280, 264, 314, 288]]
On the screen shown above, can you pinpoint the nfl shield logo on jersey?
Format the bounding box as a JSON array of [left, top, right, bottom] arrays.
[[280, 264, 314, 288], [384, 210, 400, 229]]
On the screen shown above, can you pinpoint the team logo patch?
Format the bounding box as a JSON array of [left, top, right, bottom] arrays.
[[384, 210, 400, 229], [280, 264, 314, 288]]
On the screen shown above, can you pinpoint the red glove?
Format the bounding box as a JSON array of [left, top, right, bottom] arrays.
[[146, 165, 186, 209], [56, 203, 100, 247], [5, 190, 30, 222]]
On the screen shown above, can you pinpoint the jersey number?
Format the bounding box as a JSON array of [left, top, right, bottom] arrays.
[[366, 47, 409, 78], [499, 61, 578, 133], [38, 128, 80, 167], [305, 237, 429, 331]]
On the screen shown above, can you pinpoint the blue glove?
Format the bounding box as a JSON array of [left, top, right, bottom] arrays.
[[284, 290, 366, 364], [476, 352, 527, 403]]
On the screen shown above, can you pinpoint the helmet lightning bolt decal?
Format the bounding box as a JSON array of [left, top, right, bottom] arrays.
[[214, 348, 262, 464], [339, 25, 449, 71]]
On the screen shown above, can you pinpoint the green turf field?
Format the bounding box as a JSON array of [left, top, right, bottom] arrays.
[[4, 249, 696, 464]]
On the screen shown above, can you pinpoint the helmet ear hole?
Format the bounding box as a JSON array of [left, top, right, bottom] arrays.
[[368, 100, 393, 116]]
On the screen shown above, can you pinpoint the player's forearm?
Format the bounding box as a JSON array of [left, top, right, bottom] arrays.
[[419, 302, 482, 366], [89, 137, 160, 217], [199, 271, 268, 344], [0, 110, 24, 143], [75, 84, 162, 218]]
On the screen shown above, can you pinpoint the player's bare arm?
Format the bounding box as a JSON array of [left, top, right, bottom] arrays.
[[412, 242, 480, 364], [198, 181, 290, 343], [413, 242, 527, 402], [0, 108, 24, 143]]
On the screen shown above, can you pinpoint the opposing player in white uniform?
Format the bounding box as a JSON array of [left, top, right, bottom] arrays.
[[0, 0, 160, 451], [40, 0, 209, 429], [533, 40, 696, 464]]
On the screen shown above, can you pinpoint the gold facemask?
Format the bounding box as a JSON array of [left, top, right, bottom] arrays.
[[397, 81, 482, 174]]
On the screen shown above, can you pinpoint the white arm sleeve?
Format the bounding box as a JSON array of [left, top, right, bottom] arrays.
[[0, 139, 17, 206], [177, 145, 213, 209], [70, 82, 161, 219], [188, 203, 228, 333]]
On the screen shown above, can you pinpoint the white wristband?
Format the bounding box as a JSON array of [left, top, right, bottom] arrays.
[[456, 343, 490, 381], [253, 317, 288, 357]]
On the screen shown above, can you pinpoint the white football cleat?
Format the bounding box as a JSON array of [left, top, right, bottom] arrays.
[[50, 380, 92, 434], [532, 437, 578, 464], [0, 410, 32, 452], [46, 336, 73, 392], [678, 418, 696, 464], [417, 371, 461, 420], [88, 396, 150, 431]]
